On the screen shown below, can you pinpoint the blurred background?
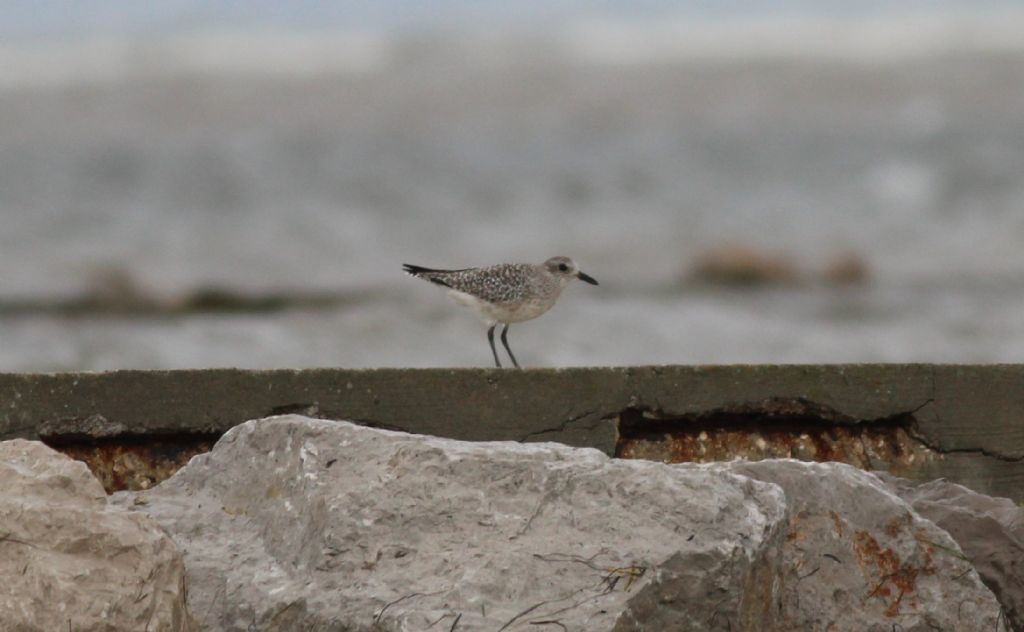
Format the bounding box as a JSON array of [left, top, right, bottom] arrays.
[[2, 1, 1024, 370]]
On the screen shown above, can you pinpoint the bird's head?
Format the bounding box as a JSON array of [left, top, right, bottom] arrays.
[[543, 256, 599, 287]]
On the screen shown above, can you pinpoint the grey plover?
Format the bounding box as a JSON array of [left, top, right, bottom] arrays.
[[403, 256, 598, 368]]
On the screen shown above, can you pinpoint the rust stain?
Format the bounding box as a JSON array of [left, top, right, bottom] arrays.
[[884, 515, 910, 538], [47, 435, 218, 493], [911, 530, 941, 576], [787, 510, 809, 542], [853, 530, 921, 618], [615, 402, 938, 476], [829, 511, 844, 539]]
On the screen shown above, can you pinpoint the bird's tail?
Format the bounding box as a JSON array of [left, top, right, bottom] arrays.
[[402, 263, 442, 277], [402, 263, 460, 288]]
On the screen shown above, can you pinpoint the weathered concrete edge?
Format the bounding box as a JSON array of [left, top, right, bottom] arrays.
[[1, 364, 1022, 456], [2, 365, 1023, 499]]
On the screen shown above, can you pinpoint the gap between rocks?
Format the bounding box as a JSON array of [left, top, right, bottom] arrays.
[[613, 397, 945, 473], [42, 433, 221, 493]]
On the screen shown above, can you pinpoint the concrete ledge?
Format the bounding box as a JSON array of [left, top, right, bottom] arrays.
[[2, 366, 1022, 500]]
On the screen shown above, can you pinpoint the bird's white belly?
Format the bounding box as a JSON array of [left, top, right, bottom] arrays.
[[446, 290, 553, 324]]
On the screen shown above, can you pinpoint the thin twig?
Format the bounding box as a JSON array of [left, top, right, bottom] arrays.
[[527, 588, 608, 621], [529, 620, 568, 631], [448, 613, 462, 632], [498, 601, 549, 632], [601, 566, 646, 592], [373, 590, 447, 624], [533, 551, 606, 572], [0, 532, 39, 549], [425, 612, 454, 628]]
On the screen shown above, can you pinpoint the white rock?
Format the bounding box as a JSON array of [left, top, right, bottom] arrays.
[[112, 416, 1007, 631], [115, 416, 787, 631], [0, 439, 194, 632], [724, 459, 1008, 631]]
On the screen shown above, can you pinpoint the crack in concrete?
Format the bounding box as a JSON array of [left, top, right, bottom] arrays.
[[615, 394, 1024, 464], [901, 398, 1024, 463], [618, 397, 931, 428], [519, 410, 602, 443], [906, 438, 1024, 463]]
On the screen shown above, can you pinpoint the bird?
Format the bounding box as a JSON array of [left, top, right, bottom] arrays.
[[402, 256, 598, 368]]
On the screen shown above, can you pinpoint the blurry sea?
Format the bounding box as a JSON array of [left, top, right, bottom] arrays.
[[3, 4, 1024, 370]]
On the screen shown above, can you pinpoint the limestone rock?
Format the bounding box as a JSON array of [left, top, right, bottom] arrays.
[[115, 416, 1008, 632], [115, 416, 789, 631], [726, 460, 1008, 631], [879, 475, 1024, 632], [0, 439, 193, 632]]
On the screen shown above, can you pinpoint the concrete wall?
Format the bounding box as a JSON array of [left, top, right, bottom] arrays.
[[1, 366, 1022, 500]]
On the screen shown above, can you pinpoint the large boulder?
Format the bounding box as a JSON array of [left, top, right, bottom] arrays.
[[115, 416, 789, 631], [724, 460, 1008, 632], [113, 416, 1007, 631], [0, 439, 193, 632], [878, 475, 1024, 632]]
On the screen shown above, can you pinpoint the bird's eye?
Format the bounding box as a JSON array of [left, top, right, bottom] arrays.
[[558, 263, 568, 272]]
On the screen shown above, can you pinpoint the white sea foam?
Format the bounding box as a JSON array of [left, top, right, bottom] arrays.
[[3, 9, 1024, 90], [562, 9, 1024, 65], [0, 28, 393, 89]]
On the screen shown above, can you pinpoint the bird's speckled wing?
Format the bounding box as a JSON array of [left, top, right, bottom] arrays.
[[405, 263, 532, 304]]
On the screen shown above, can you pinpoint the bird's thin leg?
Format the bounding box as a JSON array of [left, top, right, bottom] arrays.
[[500, 323, 520, 369], [487, 325, 502, 368]]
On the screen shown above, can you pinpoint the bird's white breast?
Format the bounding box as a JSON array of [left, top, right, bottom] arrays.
[[445, 289, 555, 324]]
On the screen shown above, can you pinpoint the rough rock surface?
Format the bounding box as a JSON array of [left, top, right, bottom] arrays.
[[724, 460, 1008, 631], [115, 415, 1007, 632], [879, 475, 1024, 632], [116, 416, 789, 631], [0, 439, 193, 632]]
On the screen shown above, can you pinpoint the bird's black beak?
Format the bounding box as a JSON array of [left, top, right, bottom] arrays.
[[577, 271, 599, 285]]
